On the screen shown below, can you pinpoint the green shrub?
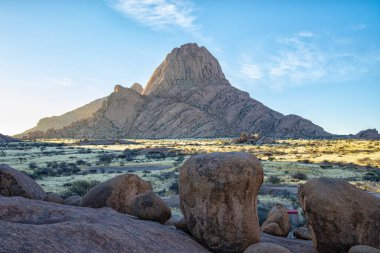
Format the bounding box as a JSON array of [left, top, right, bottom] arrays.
[[66, 180, 100, 196], [267, 175, 281, 184], [292, 172, 308, 180]]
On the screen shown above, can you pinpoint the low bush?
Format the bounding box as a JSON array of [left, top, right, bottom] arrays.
[[267, 175, 281, 184], [66, 180, 100, 196], [292, 172, 308, 180]]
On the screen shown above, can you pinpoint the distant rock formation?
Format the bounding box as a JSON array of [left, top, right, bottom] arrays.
[[17, 97, 106, 139], [19, 43, 331, 139], [355, 129, 380, 140], [0, 133, 19, 143]]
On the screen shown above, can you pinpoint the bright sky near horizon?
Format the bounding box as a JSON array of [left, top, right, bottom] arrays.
[[0, 0, 379, 136]]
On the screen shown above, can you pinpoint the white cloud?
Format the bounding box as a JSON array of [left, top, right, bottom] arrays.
[[298, 31, 314, 37], [110, 0, 197, 30], [240, 63, 262, 80]]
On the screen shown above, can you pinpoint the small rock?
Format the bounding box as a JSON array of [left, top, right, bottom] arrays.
[[293, 227, 312, 240], [173, 217, 190, 234], [349, 245, 380, 253], [130, 190, 171, 224], [179, 152, 264, 253], [0, 164, 46, 200], [64, 195, 83, 206], [82, 174, 151, 214], [262, 203, 290, 237], [243, 242, 292, 253], [43, 192, 64, 204]]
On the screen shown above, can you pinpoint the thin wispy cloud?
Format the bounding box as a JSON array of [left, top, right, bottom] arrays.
[[239, 31, 380, 91], [351, 23, 368, 31], [110, 0, 198, 31], [240, 63, 262, 80], [298, 31, 314, 37]]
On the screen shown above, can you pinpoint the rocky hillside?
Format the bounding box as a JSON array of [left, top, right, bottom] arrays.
[[355, 129, 380, 140], [0, 133, 19, 143], [19, 43, 331, 139]]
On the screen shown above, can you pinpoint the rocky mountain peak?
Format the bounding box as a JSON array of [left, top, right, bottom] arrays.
[[143, 43, 227, 96]]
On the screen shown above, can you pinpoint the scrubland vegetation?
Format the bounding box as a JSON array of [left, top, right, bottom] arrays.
[[0, 138, 379, 221]]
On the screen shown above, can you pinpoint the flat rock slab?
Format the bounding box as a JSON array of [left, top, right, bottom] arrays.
[[0, 196, 209, 253], [260, 232, 316, 253]]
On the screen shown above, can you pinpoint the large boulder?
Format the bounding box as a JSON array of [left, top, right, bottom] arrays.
[[349, 245, 380, 253], [261, 203, 290, 237], [82, 174, 151, 214], [130, 190, 171, 224], [0, 196, 210, 253], [179, 152, 264, 253], [243, 242, 291, 253], [0, 164, 46, 200], [298, 178, 380, 253]]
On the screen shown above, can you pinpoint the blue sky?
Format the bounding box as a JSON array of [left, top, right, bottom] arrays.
[[0, 0, 379, 135]]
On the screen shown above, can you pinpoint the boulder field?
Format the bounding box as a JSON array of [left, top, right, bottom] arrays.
[[1, 153, 380, 253]]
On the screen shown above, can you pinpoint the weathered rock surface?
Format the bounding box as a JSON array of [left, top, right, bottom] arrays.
[[0, 164, 46, 200], [355, 129, 380, 140], [293, 227, 312, 240], [349, 245, 380, 253], [19, 43, 331, 139], [130, 190, 171, 224], [82, 173, 151, 214], [298, 178, 380, 253], [43, 192, 64, 204], [262, 203, 290, 237], [179, 152, 264, 253], [243, 242, 292, 253], [64, 195, 83, 206], [0, 196, 210, 253]]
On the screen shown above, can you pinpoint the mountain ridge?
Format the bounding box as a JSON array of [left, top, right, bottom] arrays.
[[18, 43, 331, 139]]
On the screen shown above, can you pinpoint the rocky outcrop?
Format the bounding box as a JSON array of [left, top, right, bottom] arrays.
[[298, 178, 380, 253], [243, 243, 292, 253], [0, 134, 20, 143], [0, 196, 210, 253], [0, 164, 46, 200], [82, 174, 151, 214], [355, 129, 380, 140], [130, 83, 143, 94], [17, 97, 106, 138], [261, 203, 291, 237], [130, 190, 171, 224], [179, 152, 264, 253], [19, 43, 331, 139]]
